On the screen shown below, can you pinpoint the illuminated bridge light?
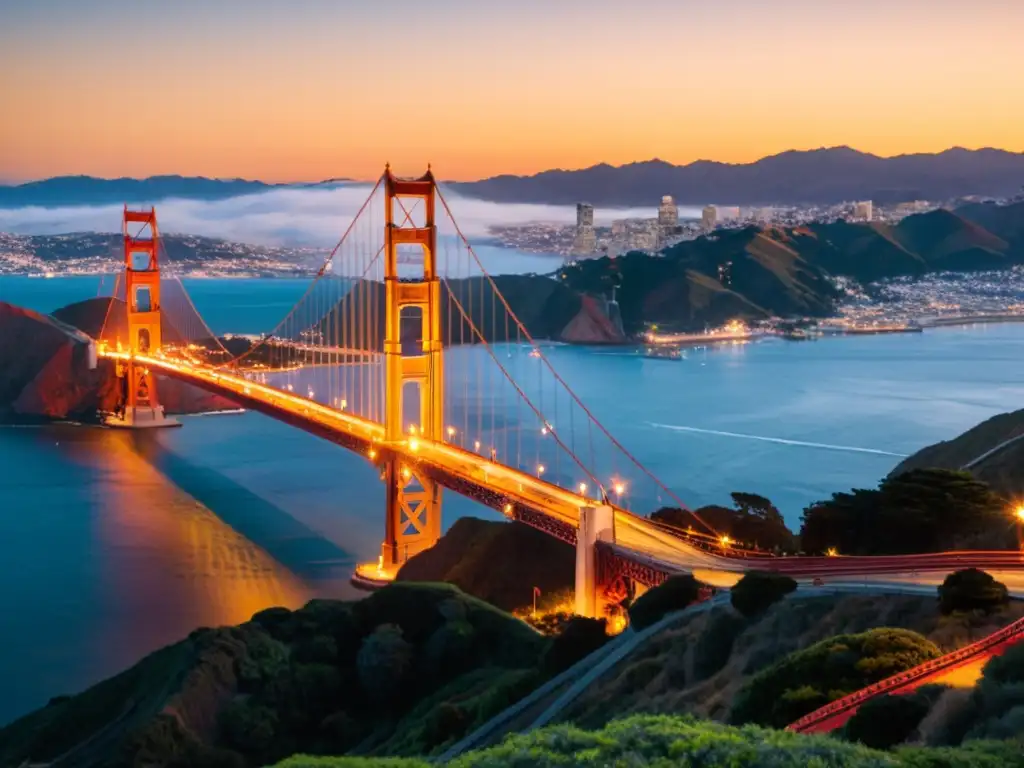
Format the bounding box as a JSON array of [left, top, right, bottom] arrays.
[[613, 482, 626, 496], [447, 426, 456, 439], [409, 438, 420, 452], [474, 440, 481, 451], [368, 448, 377, 460], [401, 467, 411, 480], [503, 503, 513, 515], [537, 464, 545, 476], [1014, 505, 1024, 523], [579, 482, 588, 495]]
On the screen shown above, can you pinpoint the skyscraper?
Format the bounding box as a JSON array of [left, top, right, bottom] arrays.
[[701, 205, 718, 230], [658, 195, 678, 229], [572, 202, 597, 255]]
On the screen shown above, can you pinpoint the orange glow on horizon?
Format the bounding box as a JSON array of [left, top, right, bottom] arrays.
[[1, 2, 1021, 183]]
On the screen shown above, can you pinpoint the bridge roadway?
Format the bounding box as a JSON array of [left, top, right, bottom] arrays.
[[104, 351, 1024, 586]]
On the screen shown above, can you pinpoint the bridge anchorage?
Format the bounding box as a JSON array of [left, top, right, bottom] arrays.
[[104, 207, 179, 429]]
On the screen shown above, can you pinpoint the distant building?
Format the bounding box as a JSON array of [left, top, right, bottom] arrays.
[[853, 200, 873, 221], [658, 196, 679, 229], [572, 203, 597, 255], [716, 206, 741, 221], [701, 205, 718, 230]]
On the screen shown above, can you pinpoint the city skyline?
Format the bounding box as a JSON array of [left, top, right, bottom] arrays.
[[2, 0, 1022, 182]]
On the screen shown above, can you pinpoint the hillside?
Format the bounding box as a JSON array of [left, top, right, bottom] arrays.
[[452, 147, 1024, 206], [560, 226, 841, 333], [0, 175, 278, 208], [558, 593, 1024, 729], [396, 518, 574, 613], [0, 584, 550, 766], [0, 298, 236, 423], [890, 408, 1024, 498]]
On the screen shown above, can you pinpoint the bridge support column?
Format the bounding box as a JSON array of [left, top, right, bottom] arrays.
[[380, 167, 443, 571], [106, 206, 177, 430], [576, 504, 615, 618]]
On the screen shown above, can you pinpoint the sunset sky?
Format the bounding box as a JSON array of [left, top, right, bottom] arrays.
[[1, 0, 1021, 182]]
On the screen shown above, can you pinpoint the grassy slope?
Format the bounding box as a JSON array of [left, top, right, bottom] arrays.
[[395, 518, 574, 614], [274, 714, 1024, 767], [0, 583, 551, 767], [558, 594, 1024, 729], [890, 408, 1024, 498]]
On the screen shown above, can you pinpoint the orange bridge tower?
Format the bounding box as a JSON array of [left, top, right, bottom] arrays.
[[110, 206, 175, 428], [381, 168, 444, 569]]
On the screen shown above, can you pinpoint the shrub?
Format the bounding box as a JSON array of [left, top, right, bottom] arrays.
[[730, 571, 797, 617], [543, 616, 608, 675], [628, 575, 701, 630], [845, 693, 931, 749], [356, 624, 414, 707], [730, 628, 942, 728], [938, 569, 1009, 615], [692, 610, 746, 680]]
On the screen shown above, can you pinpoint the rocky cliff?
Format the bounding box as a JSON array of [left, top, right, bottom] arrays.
[[0, 300, 237, 424]]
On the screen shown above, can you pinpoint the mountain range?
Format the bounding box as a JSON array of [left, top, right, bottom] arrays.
[[0, 175, 354, 208], [452, 147, 1024, 207], [2, 148, 1023, 209]]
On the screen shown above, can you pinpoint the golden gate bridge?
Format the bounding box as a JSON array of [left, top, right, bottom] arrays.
[[88, 167, 1024, 618]]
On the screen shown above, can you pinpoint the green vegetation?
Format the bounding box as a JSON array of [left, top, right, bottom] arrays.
[[628, 574, 702, 630], [845, 687, 947, 749], [938, 570, 1010, 615], [652, 491, 796, 552], [541, 616, 609, 675], [274, 714, 1024, 767], [799, 469, 1010, 555], [395, 518, 574, 614], [0, 584, 553, 767], [730, 628, 943, 728], [730, 571, 798, 617]]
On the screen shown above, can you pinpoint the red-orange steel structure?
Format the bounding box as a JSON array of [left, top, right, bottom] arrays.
[[115, 206, 168, 426], [381, 168, 445, 569]]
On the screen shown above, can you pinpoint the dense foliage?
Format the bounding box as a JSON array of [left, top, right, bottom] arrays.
[[651, 491, 795, 553], [628, 574, 702, 630], [730, 628, 943, 728], [799, 469, 1009, 555], [0, 584, 551, 767], [938, 569, 1010, 615], [541, 616, 609, 675], [845, 690, 940, 749], [730, 571, 798, 617], [275, 714, 1024, 767]]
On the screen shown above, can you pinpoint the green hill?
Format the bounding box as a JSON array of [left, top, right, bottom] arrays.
[[0, 584, 550, 767], [890, 408, 1024, 498]]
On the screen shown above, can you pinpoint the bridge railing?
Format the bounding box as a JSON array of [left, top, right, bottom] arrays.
[[786, 614, 1024, 732]]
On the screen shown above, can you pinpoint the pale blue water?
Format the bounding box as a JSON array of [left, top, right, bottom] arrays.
[[1, 274, 1023, 724]]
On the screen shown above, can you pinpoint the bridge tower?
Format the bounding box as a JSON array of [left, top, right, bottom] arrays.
[[381, 168, 444, 569], [110, 206, 175, 428]]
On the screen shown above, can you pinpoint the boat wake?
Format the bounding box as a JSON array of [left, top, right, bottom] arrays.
[[647, 422, 909, 457]]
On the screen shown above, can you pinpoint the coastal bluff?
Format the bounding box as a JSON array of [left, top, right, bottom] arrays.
[[0, 299, 236, 424]]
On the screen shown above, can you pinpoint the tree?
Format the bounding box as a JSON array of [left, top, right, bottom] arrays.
[[844, 693, 931, 749], [356, 624, 414, 707], [938, 569, 1009, 615], [800, 469, 1009, 555], [650, 494, 795, 553], [730, 628, 942, 728], [543, 617, 608, 675], [730, 571, 797, 617], [628, 575, 702, 630]]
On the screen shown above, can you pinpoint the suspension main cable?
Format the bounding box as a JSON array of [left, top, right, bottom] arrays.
[[435, 185, 718, 536], [442, 276, 605, 497]]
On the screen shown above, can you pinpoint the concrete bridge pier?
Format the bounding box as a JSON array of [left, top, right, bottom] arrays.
[[575, 504, 616, 618]]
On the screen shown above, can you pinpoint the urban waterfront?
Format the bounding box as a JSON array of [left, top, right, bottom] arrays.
[[2, 275, 1024, 724]]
